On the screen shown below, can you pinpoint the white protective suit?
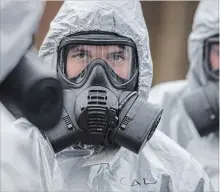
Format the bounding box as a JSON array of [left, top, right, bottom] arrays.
[[0, 0, 65, 191], [148, 0, 219, 191], [37, 1, 214, 191]]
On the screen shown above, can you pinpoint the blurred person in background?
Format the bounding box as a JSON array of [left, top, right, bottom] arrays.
[[149, 0, 219, 190], [0, 0, 65, 191], [38, 0, 214, 191]]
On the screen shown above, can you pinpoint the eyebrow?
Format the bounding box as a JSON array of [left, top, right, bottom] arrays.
[[69, 45, 129, 54], [109, 46, 130, 56], [118, 45, 125, 49], [109, 45, 127, 52], [116, 45, 126, 52], [107, 50, 125, 55], [70, 46, 87, 52], [69, 46, 90, 55]]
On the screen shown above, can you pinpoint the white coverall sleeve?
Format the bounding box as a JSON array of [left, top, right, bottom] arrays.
[[0, 105, 65, 191]]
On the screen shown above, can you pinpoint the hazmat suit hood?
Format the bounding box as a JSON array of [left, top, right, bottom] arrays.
[[187, 0, 219, 89], [39, 0, 152, 99], [0, 0, 44, 84]]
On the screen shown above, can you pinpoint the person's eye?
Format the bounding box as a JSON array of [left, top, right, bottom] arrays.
[[76, 52, 89, 60], [109, 54, 124, 63]]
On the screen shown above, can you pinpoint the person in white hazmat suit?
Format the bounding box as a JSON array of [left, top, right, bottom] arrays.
[[37, 1, 214, 191], [0, 0, 65, 191], [148, 0, 219, 191]]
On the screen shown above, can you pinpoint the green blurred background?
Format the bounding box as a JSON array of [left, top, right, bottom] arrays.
[[34, 1, 199, 86]]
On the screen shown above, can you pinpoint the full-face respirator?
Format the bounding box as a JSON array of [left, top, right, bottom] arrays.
[[43, 32, 163, 154], [183, 34, 219, 136]]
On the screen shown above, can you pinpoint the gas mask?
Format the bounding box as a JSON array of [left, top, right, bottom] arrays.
[[183, 34, 219, 136], [0, 48, 63, 130], [43, 32, 163, 154]]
